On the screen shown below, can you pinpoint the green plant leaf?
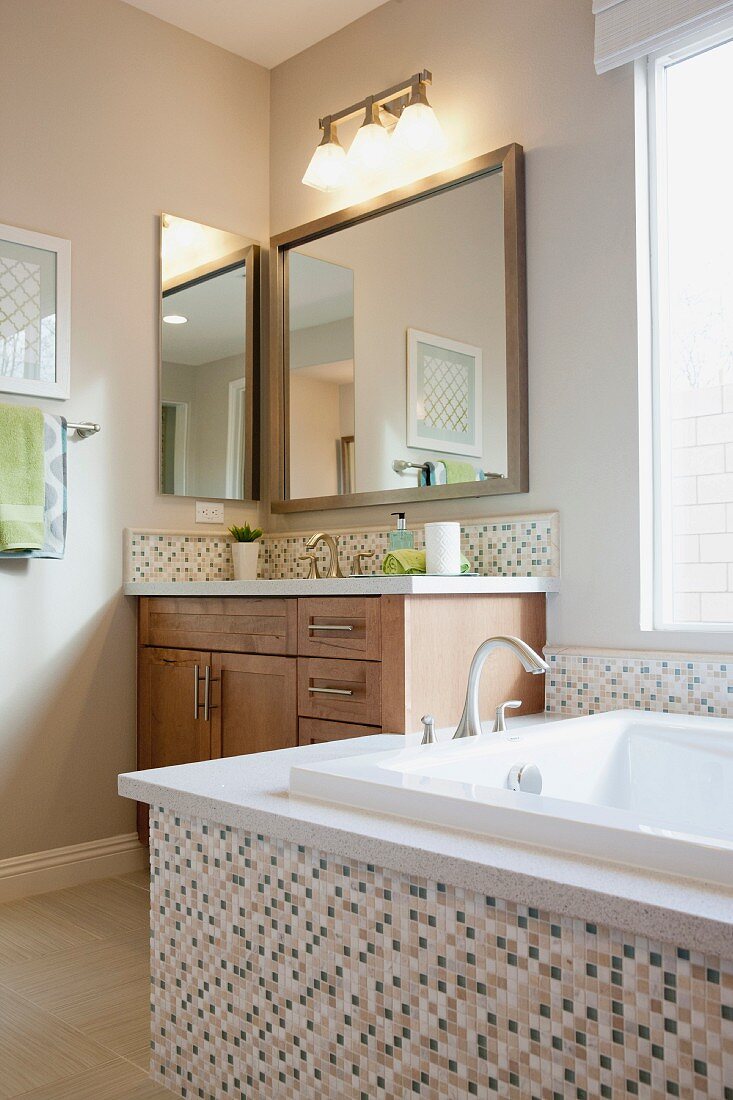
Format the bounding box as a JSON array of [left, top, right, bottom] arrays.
[[228, 523, 263, 542]]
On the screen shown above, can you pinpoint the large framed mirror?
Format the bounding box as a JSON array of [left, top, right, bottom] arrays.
[[270, 144, 526, 513], [159, 214, 260, 501]]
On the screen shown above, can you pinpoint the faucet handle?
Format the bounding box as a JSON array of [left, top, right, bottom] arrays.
[[353, 550, 375, 576], [298, 552, 320, 579], [420, 714, 437, 745], [493, 699, 522, 734]]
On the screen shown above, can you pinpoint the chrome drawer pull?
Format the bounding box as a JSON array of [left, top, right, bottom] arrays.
[[308, 624, 354, 632], [203, 665, 220, 721], [193, 663, 201, 720], [308, 686, 354, 696]]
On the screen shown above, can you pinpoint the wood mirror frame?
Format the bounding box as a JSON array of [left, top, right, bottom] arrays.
[[269, 143, 527, 514]]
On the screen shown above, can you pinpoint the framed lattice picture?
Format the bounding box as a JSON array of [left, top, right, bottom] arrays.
[[0, 222, 71, 400], [406, 328, 482, 457]]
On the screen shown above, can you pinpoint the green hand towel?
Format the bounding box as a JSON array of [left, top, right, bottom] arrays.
[[441, 459, 478, 483], [382, 549, 471, 575], [0, 404, 45, 552]]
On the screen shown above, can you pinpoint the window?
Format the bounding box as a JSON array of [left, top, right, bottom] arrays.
[[643, 27, 733, 630]]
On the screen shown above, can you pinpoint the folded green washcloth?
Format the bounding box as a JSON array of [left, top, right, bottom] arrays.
[[382, 549, 471, 575], [0, 404, 45, 552], [442, 459, 478, 483]]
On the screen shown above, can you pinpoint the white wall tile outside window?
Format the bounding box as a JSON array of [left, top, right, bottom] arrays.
[[642, 25, 733, 630]]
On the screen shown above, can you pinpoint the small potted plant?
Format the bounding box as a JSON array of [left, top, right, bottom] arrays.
[[228, 523, 263, 580]]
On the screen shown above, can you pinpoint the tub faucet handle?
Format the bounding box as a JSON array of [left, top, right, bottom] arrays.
[[420, 714, 437, 745], [493, 699, 522, 734]]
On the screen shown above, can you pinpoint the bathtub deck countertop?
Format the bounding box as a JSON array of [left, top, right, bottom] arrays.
[[123, 575, 561, 597], [119, 729, 733, 957]]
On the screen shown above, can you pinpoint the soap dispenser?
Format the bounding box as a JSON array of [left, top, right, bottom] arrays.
[[388, 512, 414, 551]]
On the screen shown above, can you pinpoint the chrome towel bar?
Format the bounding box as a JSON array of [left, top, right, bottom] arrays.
[[66, 421, 101, 438], [392, 457, 504, 480]]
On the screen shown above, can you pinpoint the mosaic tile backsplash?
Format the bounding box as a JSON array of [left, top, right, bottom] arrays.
[[125, 513, 560, 583], [151, 809, 733, 1100], [545, 648, 733, 719]]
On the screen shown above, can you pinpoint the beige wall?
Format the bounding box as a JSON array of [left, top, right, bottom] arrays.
[[0, 0, 268, 860], [269, 0, 706, 656]]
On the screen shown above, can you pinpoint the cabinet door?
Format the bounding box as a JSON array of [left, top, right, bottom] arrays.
[[210, 652, 297, 758], [138, 647, 212, 770]]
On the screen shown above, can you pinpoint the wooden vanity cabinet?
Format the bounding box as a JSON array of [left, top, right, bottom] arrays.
[[136, 591, 546, 842]]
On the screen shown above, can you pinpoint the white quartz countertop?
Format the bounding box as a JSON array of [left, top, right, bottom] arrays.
[[123, 575, 560, 597], [119, 725, 733, 957]]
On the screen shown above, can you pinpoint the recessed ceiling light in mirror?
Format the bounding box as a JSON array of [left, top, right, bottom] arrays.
[[163, 314, 188, 324]]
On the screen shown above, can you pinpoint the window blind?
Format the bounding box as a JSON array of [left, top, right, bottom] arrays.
[[593, 0, 733, 71]]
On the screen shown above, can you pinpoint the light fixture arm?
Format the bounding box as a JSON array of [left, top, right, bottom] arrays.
[[317, 70, 433, 133]]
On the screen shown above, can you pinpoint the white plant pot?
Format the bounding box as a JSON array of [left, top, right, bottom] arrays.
[[232, 542, 259, 581]]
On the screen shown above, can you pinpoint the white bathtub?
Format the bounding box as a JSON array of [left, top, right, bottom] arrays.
[[289, 710, 733, 886]]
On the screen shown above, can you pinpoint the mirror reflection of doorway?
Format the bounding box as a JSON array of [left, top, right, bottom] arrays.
[[226, 379, 246, 499], [161, 401, 188, 495]]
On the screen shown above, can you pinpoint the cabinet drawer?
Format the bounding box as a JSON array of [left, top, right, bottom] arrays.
[[139, 597, 297, 655], [298, 657, 381, 726], [297, 597, 381, 660], [298, 718, 379, 745]]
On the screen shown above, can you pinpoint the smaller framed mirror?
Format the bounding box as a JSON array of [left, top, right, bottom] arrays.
[[0, 221, 70, 400], [159, 214, 260, 501]]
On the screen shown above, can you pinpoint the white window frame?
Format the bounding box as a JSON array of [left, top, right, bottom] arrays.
[[638, 18, 733, 632]]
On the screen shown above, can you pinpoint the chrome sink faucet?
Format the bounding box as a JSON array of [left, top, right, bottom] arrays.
[[301, 532, 345, 579], [452, 636, 549, 740]]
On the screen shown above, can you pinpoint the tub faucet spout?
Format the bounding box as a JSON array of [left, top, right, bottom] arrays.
[[452, 635, 548, 740]]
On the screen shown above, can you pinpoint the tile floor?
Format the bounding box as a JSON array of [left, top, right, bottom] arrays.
[[0, 870, 174, 1099]]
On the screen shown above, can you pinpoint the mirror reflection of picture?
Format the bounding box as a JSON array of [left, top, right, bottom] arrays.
[[407, 328, 482, 458]]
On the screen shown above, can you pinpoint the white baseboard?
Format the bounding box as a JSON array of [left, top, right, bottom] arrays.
[[0, 832, 148, 904]]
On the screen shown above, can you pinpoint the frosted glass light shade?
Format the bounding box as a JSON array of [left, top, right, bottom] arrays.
[[392, 101, 445, 155], [348, 121, 391, 173], [302, 139, 350, 192]]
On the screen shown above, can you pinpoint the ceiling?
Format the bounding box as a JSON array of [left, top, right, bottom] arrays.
[[162, 269, 246, 366], [120, 0, 389, 69], [289, 252, 354, 331]]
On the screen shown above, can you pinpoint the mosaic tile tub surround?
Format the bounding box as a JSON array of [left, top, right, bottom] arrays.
[[545, 647, 733, 719], [124, 512, 560, 582], [151, 809, 733, 1100]]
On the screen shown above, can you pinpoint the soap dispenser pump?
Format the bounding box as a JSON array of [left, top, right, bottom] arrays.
[[388, 512, 414, 551]]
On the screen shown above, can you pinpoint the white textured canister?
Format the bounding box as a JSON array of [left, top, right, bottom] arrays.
[[424, 522, 461, 575], [231, 542, 260, 581]]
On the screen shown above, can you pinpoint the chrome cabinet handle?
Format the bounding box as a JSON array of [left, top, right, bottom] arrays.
[[203, 665, 219, 720], [308, 624, 354, 632], [193, 664, 200, 720], [308, 686, 354, 696]]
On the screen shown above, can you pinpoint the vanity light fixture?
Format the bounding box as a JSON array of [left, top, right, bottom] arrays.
[[302, 70, 443, 192], [347, 97, 391, 174], [163, 314, 188, 324], [392, 80, 445, 154], [301, 118, 351, 192]]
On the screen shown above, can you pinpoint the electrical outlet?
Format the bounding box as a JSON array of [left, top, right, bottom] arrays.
[[195, 501, 224, 524]]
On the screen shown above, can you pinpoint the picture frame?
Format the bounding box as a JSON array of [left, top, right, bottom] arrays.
[[406, 328, 482, 458], [0, 221, 71, 400]]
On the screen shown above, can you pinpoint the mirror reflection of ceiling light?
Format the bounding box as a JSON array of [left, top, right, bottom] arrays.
[[302, 70, 444, 192], [163, 314, 188, 324]]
